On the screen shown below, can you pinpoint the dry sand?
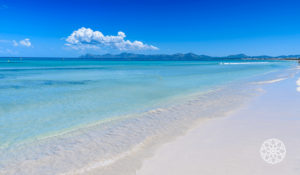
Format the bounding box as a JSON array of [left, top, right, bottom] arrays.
[[137, 74, 300, 175]]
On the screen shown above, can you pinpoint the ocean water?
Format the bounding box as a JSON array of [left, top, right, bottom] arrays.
[[0, 58, 298, 174]]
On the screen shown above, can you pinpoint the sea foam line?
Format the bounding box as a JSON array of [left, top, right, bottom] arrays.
[[220, 62, 268, 65], [296, 78, 300, 92], [252, 78, 286, 84], [59, 140, 147, 175]]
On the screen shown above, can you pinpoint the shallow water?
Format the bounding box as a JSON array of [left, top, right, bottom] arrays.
[[0, 59, 298, 174]]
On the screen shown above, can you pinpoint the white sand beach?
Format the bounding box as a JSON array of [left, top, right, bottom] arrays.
[[137, 73, 300, 175]]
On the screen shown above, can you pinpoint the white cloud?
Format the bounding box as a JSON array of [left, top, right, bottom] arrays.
[[13, 40, 18, 46], [65, 27, 159, 51], [19, 39, 31, 47]]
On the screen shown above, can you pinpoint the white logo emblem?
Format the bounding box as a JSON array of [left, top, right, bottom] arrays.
[[260, 139, 286, 164]]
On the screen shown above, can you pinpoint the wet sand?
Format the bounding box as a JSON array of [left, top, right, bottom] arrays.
[[137, 73, 300, 175]]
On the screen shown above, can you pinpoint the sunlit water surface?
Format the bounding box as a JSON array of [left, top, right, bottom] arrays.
[[0, 58, 298, 174]]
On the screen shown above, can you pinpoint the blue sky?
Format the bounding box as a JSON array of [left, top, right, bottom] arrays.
[[1, 0, 300, 57]]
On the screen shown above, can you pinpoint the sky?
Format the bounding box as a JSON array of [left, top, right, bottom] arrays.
[[1, 0, 300, 57]]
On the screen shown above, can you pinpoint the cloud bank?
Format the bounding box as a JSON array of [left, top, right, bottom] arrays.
[[19, 39, 31, 47], [11, 39, 32, 47], [65, 27, 159, 51]]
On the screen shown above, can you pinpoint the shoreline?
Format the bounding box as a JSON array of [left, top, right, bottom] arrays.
[[1, 75, 261, 175], [60, 80, 260, 175], [137, 70, 300, 175], [1, 63, 299, 175]]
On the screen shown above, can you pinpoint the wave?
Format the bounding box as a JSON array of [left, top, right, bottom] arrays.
[[220, 62, 268, 65], [286, 67, 300, 70], [0, 82, 261, 175], [252, 78, 286, 84], [297, 78, 300, 92], [60, 139, 147, 175], [1, 62, 298, 175]]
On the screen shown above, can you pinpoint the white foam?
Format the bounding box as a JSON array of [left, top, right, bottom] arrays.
[[1, 67, 298, 175], [60, 140, 147, 175], [253, 78, 286, 84], [286, 67, 300, 70], [0, 82, 259, 175], [221, 62, 268, 65], [296, 78, 300, 92]]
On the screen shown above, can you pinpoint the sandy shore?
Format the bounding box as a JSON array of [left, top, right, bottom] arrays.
[[137, 73, 300, 175]]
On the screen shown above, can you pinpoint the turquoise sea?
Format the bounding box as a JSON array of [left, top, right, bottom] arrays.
[[0, 58, 298, 174]]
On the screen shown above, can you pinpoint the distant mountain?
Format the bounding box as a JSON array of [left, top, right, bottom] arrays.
[[227, 54, 249, 58], [79, 52, 214, 61], [79, 52, 300, 60], [226, 54, 274, 59], [277, 55, 300, 58]]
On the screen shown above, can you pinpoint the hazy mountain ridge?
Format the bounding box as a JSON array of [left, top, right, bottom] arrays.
[[79, 52, 300, 60]]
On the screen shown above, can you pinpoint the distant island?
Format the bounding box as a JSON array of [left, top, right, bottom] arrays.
[[79, 52, 300, 61]]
